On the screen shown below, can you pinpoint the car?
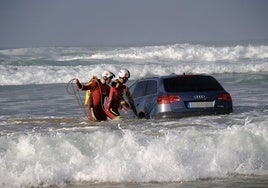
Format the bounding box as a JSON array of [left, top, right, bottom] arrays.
[[128, 74, 233, 119]]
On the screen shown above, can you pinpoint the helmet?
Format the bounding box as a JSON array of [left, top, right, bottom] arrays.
[[118, 69, 130, 78], [102, 71, 115, 80]]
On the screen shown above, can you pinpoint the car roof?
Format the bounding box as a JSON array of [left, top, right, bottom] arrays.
[[137, 73, 211, 81]]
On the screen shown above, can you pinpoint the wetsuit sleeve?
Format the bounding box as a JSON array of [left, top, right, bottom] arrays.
[[104, 87, 120, 119], [80, 80, 98, 91], [125, 87, 138, 115], [76, 81, 83, 89]]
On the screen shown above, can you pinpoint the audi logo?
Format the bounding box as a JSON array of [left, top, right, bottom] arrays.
[[194, 95, 206, 100]]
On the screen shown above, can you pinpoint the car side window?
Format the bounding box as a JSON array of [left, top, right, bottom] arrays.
[[132, 81, 147, 98], [145, 80, 157, 95], [128, 82, 136, 94]]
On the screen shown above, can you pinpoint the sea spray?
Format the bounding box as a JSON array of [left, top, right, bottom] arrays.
[[1, 43, 268, 85], [1, 117, 267, 187]]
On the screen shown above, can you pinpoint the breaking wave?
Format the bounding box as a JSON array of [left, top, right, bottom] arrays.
[[0, 43, 268, 85]]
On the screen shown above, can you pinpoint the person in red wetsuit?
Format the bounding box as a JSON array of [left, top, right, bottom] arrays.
[[105, 69, 137, 120], [74, 71, 115, 121]]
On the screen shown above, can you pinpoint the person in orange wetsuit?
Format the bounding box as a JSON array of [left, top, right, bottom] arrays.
[[74, 70, 115, 121], [105, 69, 137, 120]]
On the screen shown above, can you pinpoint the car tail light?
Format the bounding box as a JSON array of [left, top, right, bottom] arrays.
[[218, 93, 232, 102], [157, 95, 181, 104]]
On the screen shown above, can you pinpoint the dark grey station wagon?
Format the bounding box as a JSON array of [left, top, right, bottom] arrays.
[[129, 74, 233, 119]]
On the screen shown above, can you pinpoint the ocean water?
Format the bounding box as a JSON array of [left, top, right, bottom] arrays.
[[0, 42, 268, 187]]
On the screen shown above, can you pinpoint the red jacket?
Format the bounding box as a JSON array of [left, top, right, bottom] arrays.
[[78, 79, 110, 121], [105, 80, 137, 120]]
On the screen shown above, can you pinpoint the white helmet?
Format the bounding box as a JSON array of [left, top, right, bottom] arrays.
[[118, 69, 130, 78], [102, 70, 115, 80]]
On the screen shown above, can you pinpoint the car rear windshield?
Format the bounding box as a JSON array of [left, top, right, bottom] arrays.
[[163, 75, 224, 92]]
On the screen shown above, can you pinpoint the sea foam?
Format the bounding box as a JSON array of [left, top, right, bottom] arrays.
[[0, 117, 267, 187], [0, 43, 268, 85]]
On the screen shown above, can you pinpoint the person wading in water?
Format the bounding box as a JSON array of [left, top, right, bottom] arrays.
[[74, 70, 115, 121], [105, 69, 137, 120]]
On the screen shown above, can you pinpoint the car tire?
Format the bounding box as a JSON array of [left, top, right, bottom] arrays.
[[138, 112, 146, 119]]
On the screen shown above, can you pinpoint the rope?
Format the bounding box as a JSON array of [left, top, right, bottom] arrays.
[[66, 78, 106, 121], [66, 79, 88, 118]]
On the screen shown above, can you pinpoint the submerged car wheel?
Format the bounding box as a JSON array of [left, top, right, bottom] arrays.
[[138, 112, 146, 119]]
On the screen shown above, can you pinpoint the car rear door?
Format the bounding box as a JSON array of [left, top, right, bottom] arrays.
[[132, 79, 158, 118]]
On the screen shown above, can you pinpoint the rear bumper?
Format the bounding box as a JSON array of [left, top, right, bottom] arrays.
[[153, 109, 233, 119]]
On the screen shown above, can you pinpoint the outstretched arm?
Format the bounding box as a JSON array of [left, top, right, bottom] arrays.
[[125, 87, 138, 116], [74, 79, 97, 91]]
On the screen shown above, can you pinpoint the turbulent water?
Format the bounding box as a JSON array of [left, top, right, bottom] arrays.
[[0, 42, 268, 187]]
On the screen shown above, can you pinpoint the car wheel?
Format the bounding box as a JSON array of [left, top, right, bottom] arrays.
[[138, 112, 146, 119]]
